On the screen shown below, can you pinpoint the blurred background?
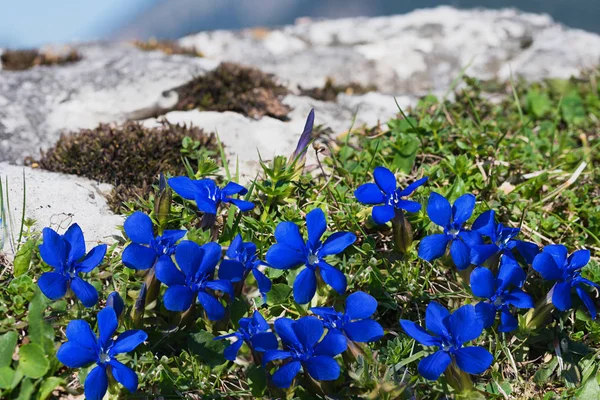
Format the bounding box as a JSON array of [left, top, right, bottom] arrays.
[[0, 0, 598, 48]]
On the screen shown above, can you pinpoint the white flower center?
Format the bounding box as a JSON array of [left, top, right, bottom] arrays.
[[308, 254, 319, 265]]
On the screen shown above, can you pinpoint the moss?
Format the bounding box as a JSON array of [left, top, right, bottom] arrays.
[[299, 77, 377, 102], [171, 62, 291, 120], [133, 38, 204, 57], [35, 121, 216, 213], [1, 49, 81, 71]]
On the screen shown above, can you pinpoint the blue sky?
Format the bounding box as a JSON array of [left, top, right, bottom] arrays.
[[0, 0, 154, 48]]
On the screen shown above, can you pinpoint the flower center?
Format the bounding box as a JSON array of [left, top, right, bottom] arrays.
[[308, 253, 319, 265], [99, 351, 110, 364]]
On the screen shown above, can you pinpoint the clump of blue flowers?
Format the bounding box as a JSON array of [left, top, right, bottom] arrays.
[[266, 208, 356, 303], [56, 294, 147, 400], [215, 311, 278, 361], [38, 223, 106, 307], [400, 302, 493, 380]]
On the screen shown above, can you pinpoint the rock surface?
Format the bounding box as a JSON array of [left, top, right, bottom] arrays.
[[0, 6, 599, 244]]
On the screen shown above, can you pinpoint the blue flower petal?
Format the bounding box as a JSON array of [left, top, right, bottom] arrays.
[[37, 272, 68, 300], [274, 222, 306, 252], [160, 230, 187, 247], [218, 259, 245, 282], [71, 276, 98, 308], [459, 230, 483, 247], [450, 239, 471, 270], [452, 194, 476, 226], [198, 242, 221, 276], [305, 355, 340, 381], [205, 279, 234, 298], [65, 320, 97, 350], [224, 339, 244, 361], [552, 281, 572, 311], [227, 234, 244, 259], [514, 240, 539, 264], [454, 346, 493, 374], [109, 359, 138, 393], [475, 302, 497, 329], [39, 228, 67, 269], [372, 205, 395, 225], [497, 257, 526, 290], [155, 255, 186, 286], [274, 318, 299, 347], [310, 306, 338, 319], [373, 166, 397, 194], [64, 223, 86, 263], [569, 249, 591, 270], [97, 307, 118, 348], [320, 232, 356, 257], [163, 285, 194, 312], [175, 241, 205, 277], [194, 194, 219, 214], [306, 208, 327, 249], [263, 349, 292, 366], [314, 331, 347, 356], [197, 291, 226, 321], [168, 176, 199, 199], [470, 244, 499, 265], [418, 234, 450, 262], [503, 289, 534, 309], [76, 244, 107, 273], [543, 244, 568, 268], [532, 251, 563, 281], [470, 267, 495, 299], [252, 311, 270, 331], [293, 316, 324, 348], [471, 210, 496, 238], [122, 243, 157, 270], [345, 291, 378, 319], [226, 198, 255, 212], [397, 199, 422, 213], [250, 332, 279, 352], [425, 302, 450, 337], [106, 292, 124, 317], [448, 304, 482, 343], [221, 181, 248, 196], [400, 320, 439, 346], [318, 262, 347, 295], [252, 268, 272, 297], [123, 212, 154, 245], [292, 108, 314, 159], [498, 310, 518, 332], [110, 330, 147, 355], [293, 267, 317, 304], [84, 365, 108, 400], [576, 285, 597, 319], [344, 319, 384, 342], [265, 243, 305, 270], [354, 183, 385, 205], [418, 350, 451, 380], [427, 192, 451, 227], [398, 176, 429, 197], [271, 360, 301, 388], [56, 342, 97, 367]]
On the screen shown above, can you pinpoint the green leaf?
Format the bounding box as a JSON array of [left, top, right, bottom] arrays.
[[13, 239, 35, 277], [0, 366, 15, 389], [37, 377, 63, 400], [392, 134, 420, 174], [578, 373, 600, 399], [18, 343, 49, 379], [0, 331, 17, 367], [266, 283, 292, 306], [187, 330, 226, 368], [561, 90, 586, 125], [16, 378, 34, 400], [533, 357, 558, 383], [28, 290, 54, 352], [526, 89, 552, 118], [246, 364, 267, 397]]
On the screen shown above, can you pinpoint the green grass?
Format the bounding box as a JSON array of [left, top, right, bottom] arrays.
[[0, 70, 599, 399]]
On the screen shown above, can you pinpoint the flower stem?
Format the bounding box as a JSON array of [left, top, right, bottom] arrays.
[[444, 362, 474, 393], [524, 286, 555, 331], [392, 209, 413, 254]]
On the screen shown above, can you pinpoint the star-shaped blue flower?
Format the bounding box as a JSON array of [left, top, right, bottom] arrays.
[[418, 192, 483, 269], [38, 223, 106, 307], [263, 316, 347, 388], [533, 245, 598, 318], [470, 258, 534, 332], [400, 302, 493, 380], [218, 234, 272, 300], [310, 291, 384, 343], [155, 240, 235, 320], [215, 311, 278, 361], [168, 177, 254, 215], [56, 306, 147, 400], [265, 208, 356, 304], [122, 211, 186, 270], [470, 210, 539, 266], [354, 166, 428, 225]]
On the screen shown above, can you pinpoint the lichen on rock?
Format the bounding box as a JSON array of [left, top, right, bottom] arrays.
[[299, 77, 377, 102], [133, 38, 204, 57], [1, 49, 81, 71]]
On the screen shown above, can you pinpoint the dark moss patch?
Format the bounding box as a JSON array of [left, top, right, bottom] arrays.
[[35, 121, 216, 213], [1, 49, 81, 71], [133, 38, 203, 57], [171, 62, 291, 120], [299, 77, 377, 102]]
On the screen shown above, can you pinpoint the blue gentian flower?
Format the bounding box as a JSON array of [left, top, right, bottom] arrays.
[[291, 108, 314, 161], [168, 177, 254, 215], [218, 234, 272, 300], [400, 302, 493, 380], [263, 316, 347, 388], [418, 193, 483, 269], [470, 258, 534, 332], [533, 245, 598, 318], [310, 291, 384, 342], [106, 291, 125, 318], [37, 223, 106, 307], [56, 306, 147, 400], [265, 208, 356, 304], [155, 240, 234, 320], [354, 166, 428, 225], [215, 311, 278, 361], [121, 211, 186, 270], [470, 210, 539, 266]]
